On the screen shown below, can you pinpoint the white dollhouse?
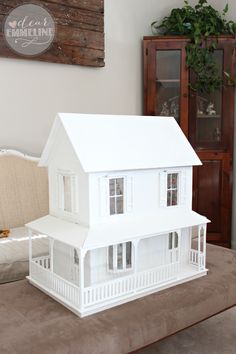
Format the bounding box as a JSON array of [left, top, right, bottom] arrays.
[[26, 113, 209, 317]]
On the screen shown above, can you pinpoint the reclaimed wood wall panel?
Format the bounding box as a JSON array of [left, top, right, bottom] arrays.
[[0, 0, 104, 67]]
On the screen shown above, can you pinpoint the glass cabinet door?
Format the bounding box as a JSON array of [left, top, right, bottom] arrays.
[[144, 36, 235, 247], [156, 50, 181, 123], [190, 50, 224, 149]]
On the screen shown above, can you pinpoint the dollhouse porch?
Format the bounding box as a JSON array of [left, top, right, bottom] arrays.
[[28, 223, 207, 317]]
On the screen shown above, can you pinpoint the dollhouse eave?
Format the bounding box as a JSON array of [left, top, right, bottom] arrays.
[[39, 113, 202, 171], [26, 215, 88, 249], [26, 211, 209, 250]]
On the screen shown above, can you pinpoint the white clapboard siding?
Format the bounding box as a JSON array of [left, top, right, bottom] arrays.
[[100, 177, 109, 216], [159, 171, 167, 207]]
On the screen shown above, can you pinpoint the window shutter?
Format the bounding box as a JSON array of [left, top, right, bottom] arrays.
[[71, 175, 78, 213], [126, 176, 133, 212], [100, 177, 109, 216], [180, 170, 187, 205], [160, 171, 167, 207], [57, 173, 63, 210]]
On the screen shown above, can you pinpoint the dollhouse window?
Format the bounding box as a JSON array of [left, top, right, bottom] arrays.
[[100, 175, 133, 216], [58, 172, 78, 214], [74, 249, 79, 265], [108, 242, 132, 272], [109, 178, 124, 215], [160, 171, 182, 207], [168, 232, 179, 249], [167, 173, 179, 206], [63, 175, 73, 212]]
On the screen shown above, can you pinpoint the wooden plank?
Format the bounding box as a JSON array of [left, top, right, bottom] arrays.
[[0, 9, 103, 34], [0, 36, 104, 67], [0, 0, 104, 14], [55, 25, 104, 50], [0, 1, 104, 29], [44, 0, 104, 13], [0, 0, 105, 67], [0, 16, 104, 51]]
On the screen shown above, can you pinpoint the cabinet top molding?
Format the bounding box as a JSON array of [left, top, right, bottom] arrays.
[[143, 34, 235, 40]]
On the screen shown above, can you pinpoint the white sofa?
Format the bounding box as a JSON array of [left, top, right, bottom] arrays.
[[0, 150, 49, 283]]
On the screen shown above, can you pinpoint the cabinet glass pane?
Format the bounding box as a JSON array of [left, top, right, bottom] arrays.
[[196, 50, 223, 144], [156, 51, 181, 123]]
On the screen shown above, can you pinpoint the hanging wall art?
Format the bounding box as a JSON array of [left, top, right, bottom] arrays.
[[0, 0, 104, 67]]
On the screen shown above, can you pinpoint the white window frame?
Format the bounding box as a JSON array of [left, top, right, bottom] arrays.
[[100, 175, 133, 217], [168, 231, 179, 250], [168, 230, 180, 263], [166, 172, 181, 207], [58, 170, 78, 215], [109, 177, 125, 215], [107, 242, 133, 273], [73, 248, 79, 266], [160, 170, 181, 208]]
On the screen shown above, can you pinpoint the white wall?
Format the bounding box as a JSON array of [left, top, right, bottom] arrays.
[[48, 128, 90, 226], [87, 228, 191, 286], [0, 0, 182, 156], [89, 167, 193, 225]]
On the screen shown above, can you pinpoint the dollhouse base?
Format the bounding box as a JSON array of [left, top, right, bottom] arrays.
[[27, 266, 207, 318]]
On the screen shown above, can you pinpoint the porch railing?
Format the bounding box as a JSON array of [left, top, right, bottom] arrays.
[[34, 255, 50, 269], [30, 249, 204, 311], [30, 260, 80, 308], [83, 261, 179, 307], [189, 249, 205, 269]]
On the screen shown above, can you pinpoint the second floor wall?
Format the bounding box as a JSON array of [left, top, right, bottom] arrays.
[[47, 125, 90, 226], [88, 166, 193, 225], [49, 162, 193, 227], [46, 127, 194, 226]]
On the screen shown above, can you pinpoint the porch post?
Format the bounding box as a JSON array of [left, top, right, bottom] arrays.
[[198, 225, 201, 271], [133, 239, 140, 292], [50, 238, 54, 272], [203, 224, 207, 269], [177, 229, 182, 272], [177, 230, 181, 265], [79, 249, 86, 312], [28, 229, 32, 276]]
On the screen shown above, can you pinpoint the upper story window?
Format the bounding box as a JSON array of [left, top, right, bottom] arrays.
[[109, 178, 124, 215], [58, 171, 78, 214], [108, 242, 132, 272], [160, 171, 182, 207], [100, 175, 133, 217], [62, 175, 73, 212], [167, 173, 179, 206]]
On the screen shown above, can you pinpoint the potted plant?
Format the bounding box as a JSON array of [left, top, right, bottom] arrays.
[[151, 0, 236, 93]]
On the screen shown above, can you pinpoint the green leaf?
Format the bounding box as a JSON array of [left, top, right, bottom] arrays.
[[223, 4, 229, 14], [150, 0, 236, 93]]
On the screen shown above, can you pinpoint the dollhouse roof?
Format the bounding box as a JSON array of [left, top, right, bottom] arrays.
[[39, 113, 201, 172], [26, 210, 209, 250]]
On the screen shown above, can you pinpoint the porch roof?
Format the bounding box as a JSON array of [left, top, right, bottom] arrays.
[[26, 210, 209, 250]]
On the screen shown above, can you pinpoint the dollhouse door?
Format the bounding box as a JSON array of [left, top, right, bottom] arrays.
[[168, 231, 179, 263]]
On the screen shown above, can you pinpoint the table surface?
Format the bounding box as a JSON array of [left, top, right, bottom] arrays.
[[0, 243, 236, 354]]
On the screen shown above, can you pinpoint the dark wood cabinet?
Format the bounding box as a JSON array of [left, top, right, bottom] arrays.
[[143, 35, 235, 247]]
